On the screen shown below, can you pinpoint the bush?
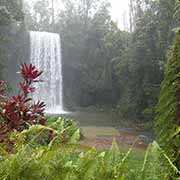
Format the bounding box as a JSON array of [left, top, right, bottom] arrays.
[[0, 64, 47, 143], [7, 116, 80, 150]]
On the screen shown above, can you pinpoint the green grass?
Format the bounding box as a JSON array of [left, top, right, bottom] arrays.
[[81, 126, 119, 138]]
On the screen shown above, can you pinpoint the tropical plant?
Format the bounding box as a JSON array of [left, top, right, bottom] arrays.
[[0, 139, 178, 180], [0, 64, 46, 143], [48, 117, 80, 145], [155, 32, 180, 171]]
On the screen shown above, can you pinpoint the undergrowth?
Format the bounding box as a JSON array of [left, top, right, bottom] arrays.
[[0, 63, 178, 179], [0, 117, 178, 180]]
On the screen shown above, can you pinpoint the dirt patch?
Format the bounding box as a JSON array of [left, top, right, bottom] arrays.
[[80, 126, 148, 151]]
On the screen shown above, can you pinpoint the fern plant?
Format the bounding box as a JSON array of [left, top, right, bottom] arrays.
[[140, 142, 180, 180], [155, 32, 180, 170], [0, 140, 179, 180]]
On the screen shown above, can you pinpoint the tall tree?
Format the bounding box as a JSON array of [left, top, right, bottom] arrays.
[[0, 0, 24, 23], [25, 0, 51, 31], [55, 0, 118, 107], [24, 0, 178, 120], [0, 0, 24, 80], [116, 0, 176, 120]]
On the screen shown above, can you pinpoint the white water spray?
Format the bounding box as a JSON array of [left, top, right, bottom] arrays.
[[30, 31, 65, 114]]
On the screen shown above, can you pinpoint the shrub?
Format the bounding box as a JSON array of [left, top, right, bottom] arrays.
[[7, 117, 80, 150], [0, 64, 47, 143]]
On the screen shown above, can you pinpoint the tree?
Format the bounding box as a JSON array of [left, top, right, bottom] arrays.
[[116, 0, 176, 120], [25, 0, 52, 31], [0, 0, 24, 23], [0, 0, 28, 89], [0, 0, 25, 82], [24, 0, 178, 121], [55, 0, 119, 107], [173, 0, 180, 32]]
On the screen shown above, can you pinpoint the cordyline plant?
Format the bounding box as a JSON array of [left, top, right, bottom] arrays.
[[0, 64, 47, 143]]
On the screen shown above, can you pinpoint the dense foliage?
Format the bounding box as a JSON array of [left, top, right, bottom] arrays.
[[0, 0, 179, 179], [24, 0, 179, 121], [117, 0, 175, 120], [0, 64, 46, 143], [0, 0, 26, 84], [156, 32, 180, 170], [0, 0, 24, 23], [0, 121, 178, 180]]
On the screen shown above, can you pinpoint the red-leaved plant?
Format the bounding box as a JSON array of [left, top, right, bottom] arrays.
[[0, 64, 47, 142]]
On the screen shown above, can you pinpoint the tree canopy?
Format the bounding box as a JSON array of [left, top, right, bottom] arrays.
[[23, 0, 179, 121]]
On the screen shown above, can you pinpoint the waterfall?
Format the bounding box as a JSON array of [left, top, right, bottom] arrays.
[[29, 31, 65, 114]]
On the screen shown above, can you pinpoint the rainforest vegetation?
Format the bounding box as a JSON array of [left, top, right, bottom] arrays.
[[0, 0, 179, 121], [24, 0, 179, 121], [0, 0, 179, 179]]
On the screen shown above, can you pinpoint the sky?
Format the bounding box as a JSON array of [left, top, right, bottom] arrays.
[[110, 0, 130, 30], [26, 0, 130, 30]]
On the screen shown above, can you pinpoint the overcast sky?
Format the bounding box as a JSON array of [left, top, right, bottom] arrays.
[[26, 0, 130, 30], [110, 0, 129, 30]]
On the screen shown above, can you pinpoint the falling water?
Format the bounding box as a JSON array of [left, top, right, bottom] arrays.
[[30, 31, 65, 114]]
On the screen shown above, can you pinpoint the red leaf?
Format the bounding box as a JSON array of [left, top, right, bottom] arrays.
[[31, 101, 46, 115], [0, 63, 47, 140], [20, 82, 36, 94], [21, 63, 43, 83], [39, 118, 47, 125], [0, 80, 6, 96]]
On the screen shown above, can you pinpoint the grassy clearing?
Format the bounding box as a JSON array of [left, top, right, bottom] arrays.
[[81, 126, 119, 138]]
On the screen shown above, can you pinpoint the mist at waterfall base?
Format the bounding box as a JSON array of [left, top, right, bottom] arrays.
[[30, 31, 67, 114]]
